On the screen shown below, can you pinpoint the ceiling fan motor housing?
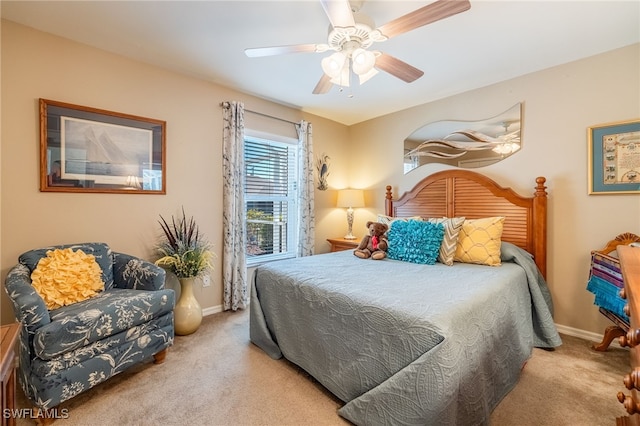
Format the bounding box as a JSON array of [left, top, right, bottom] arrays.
[[327, 12, 385, 55]]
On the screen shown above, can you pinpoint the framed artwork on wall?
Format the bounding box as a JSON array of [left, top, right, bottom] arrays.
[[588, 118, 640, 195], [40, 99, 166, 194]]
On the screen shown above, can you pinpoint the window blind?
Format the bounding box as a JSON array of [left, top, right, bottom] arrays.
[[244, 137, 297, 261]]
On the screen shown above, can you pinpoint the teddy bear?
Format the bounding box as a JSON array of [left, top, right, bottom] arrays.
[[354, 221, 389, 260]]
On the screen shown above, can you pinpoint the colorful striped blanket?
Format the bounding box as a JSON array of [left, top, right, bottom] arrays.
[[586, 250, 629, 322]]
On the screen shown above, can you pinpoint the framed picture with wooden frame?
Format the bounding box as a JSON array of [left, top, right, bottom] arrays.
[[40, 99, 166, 194], [588, 118, 640, 194]]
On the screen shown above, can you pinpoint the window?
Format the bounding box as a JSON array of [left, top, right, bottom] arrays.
[[244, 133, 298, 265]]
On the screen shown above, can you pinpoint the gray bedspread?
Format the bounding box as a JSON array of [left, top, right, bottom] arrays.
[[250, 242, 561, 425]]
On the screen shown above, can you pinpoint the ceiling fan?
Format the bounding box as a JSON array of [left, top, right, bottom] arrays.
[[244, 0, 471, 94]]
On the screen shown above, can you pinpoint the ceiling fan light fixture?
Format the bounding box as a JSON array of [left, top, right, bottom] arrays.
[[329, 62, 350, 87], [357, 67, 378, 85], [351, 48, 376, 75], [492, 121, 521, 154], [492, 143, 520, 155], [321, 52, 347, 78]]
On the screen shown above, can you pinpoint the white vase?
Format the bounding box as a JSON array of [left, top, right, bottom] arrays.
[[174, 277, 202, 335]]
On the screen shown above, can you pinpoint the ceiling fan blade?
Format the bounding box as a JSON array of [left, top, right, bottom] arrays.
[[377, 0, 471, 39], [313, 74, 333, 94], [245, 44, 320, 58], [320, 0, 355, 28], [375, 53, 424, 83]]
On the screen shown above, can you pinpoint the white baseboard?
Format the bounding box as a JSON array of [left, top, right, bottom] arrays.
[[202, 305, 223, 316], [555, 322, 625, 349]]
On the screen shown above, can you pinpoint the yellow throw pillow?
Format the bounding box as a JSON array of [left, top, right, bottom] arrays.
[[454, 217, 505, 266], [31, 248, 105, 310]]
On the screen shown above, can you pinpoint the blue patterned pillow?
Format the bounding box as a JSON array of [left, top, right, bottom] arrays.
[[387, 220, 445, 264]]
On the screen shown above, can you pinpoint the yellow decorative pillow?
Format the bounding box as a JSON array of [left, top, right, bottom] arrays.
[[31, 248, 105, 310], [454, 217, 505, 266]]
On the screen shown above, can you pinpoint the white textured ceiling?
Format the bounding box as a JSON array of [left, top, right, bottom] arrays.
[[2, 0, 639, 125]]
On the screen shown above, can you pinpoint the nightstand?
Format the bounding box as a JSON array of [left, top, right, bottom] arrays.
[[327, 237, 359, 252]]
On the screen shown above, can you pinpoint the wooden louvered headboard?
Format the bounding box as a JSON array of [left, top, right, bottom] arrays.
[[385, 170, 548, 278]]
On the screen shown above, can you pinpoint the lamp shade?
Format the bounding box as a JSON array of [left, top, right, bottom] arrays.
[[337, 189, 365, 208]]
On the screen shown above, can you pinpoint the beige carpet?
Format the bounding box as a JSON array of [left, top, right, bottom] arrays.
[[15, 309, 629, 425]]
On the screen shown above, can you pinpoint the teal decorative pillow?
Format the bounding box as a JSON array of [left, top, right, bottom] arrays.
[[387, 220, 445, 264]]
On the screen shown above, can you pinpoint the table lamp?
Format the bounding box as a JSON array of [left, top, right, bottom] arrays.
[[336, 189, 365, 240]]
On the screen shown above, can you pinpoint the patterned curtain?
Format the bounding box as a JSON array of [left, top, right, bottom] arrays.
[[222, 101, 248, 311], [295, 120, 315, 257]]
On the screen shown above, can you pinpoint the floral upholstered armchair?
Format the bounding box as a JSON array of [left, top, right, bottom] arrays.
[[4, 242, 175, 410]]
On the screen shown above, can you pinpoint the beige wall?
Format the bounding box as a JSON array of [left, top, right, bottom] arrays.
[[349, 43, 640, 337], [0, 21, 349, 324], [3, 19, 639, 338]]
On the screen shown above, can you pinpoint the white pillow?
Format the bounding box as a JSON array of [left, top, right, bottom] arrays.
[[376, 214, 422, 231], [426, 217, 465, 266]]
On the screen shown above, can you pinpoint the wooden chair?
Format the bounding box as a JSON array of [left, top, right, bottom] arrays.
[[590, 232, 640, 351]]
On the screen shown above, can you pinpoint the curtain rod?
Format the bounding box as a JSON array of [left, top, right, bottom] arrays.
[[221, 102, 299, 126], [246, 108, 299, 126]]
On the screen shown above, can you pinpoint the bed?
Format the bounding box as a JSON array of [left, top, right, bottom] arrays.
[[250, 169, 561, 425]]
